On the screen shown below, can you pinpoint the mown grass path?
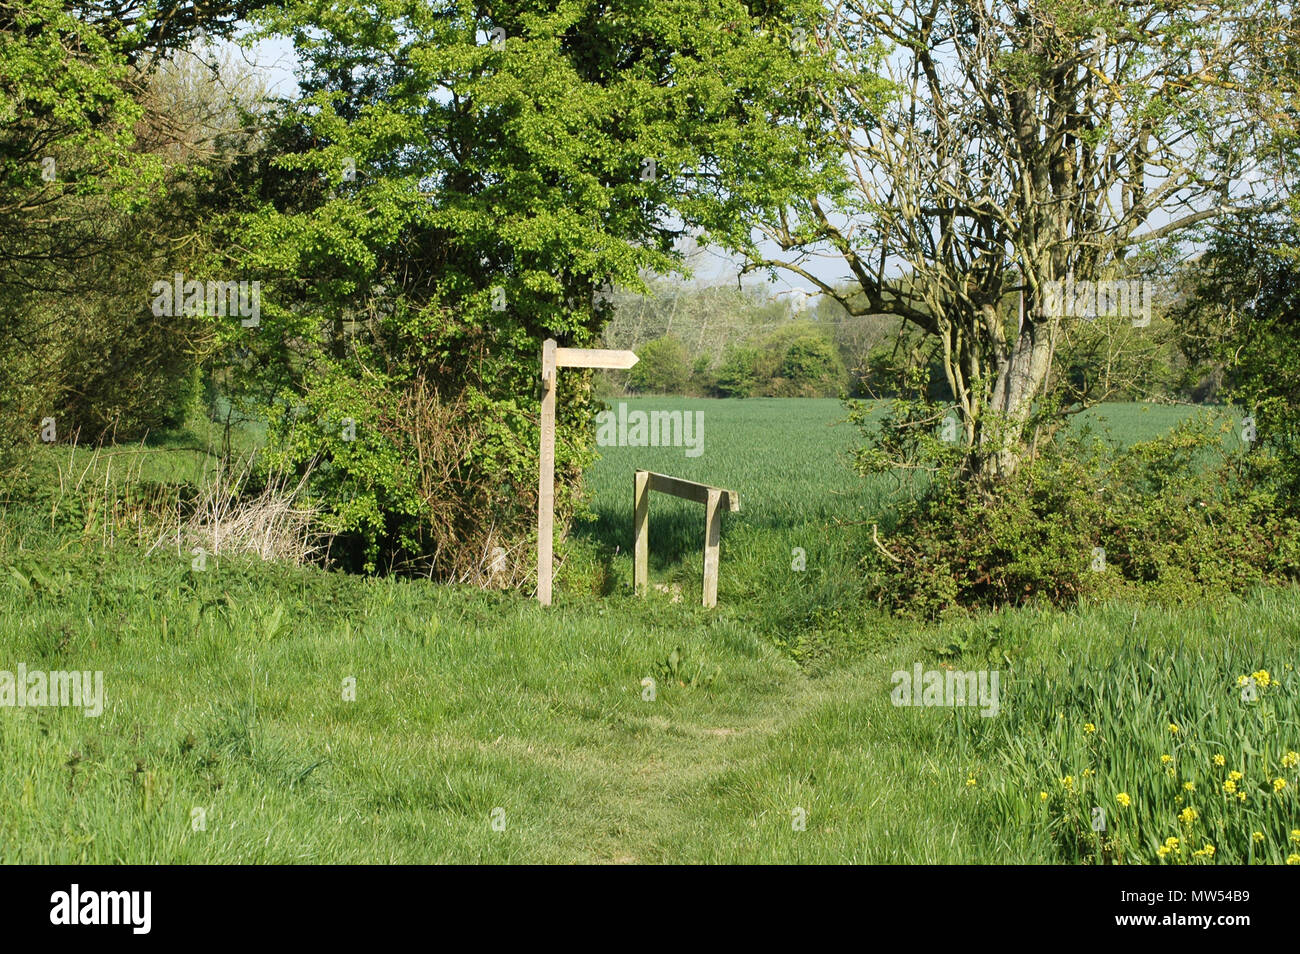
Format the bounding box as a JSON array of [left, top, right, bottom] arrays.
[[3, 399, 1294, 863]]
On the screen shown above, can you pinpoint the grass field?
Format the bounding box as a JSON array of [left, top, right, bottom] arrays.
[[1, 398, 1297, 864]]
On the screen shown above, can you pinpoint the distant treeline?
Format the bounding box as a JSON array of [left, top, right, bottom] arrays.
[[599, 278, 1216, 402]]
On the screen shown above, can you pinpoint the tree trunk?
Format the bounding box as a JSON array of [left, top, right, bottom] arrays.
[[980, 315, 1053, 481]]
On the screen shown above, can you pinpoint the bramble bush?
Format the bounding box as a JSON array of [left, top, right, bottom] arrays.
[[863, 413, 1300, 618]]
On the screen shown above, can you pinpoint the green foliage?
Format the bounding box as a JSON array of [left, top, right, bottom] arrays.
[[262, 366, 563, 576], [628, 336, 691, 394], [1173, 213, 1300, 501], [847, 353, 962, 499], [769, 327, 847, 397], [652, 645, 719, 689], [230, 0, 843, 574], [0, 0, 174, 458], [864, 413, 1300, 618], [689, 353, 715, 394], [715, 345, 761, 398], [706, 323, 845, 398]]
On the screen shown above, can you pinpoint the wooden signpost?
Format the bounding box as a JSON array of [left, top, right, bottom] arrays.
[[537, 338, 638, 606]]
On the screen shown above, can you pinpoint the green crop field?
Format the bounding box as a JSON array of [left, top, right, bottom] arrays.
[[1, 399, 1297, 864]]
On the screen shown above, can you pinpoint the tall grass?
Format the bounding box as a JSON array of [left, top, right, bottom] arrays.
[[2, 398, 1293, 863]]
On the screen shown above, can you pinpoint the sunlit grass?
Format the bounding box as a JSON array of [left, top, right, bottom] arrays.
[[1, 398, 1293, 863]]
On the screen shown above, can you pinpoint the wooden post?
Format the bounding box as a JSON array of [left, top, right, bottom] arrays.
[[702, 488, 722, 608], [537, 339, 557, 606], [633, 470, 650, 595]]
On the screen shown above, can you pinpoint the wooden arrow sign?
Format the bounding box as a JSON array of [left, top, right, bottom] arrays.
[[537, 338, 637, 606], [554, 347, 639, 370]]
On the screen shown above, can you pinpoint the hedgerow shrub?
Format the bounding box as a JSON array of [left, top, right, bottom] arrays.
[[715, 346, 762, 397], [628, 336, 691, 394], [865, 414, 1300, 618], [773, 332, 846, 397], [710, 324, 846, 397]]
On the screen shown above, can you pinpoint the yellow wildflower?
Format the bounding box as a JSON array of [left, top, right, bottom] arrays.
[[1060, 775, 1075, 791], [1282, 751, 1299, 770], [1229, 770, 1243, 782], [1290, 829, 1300, 846], [1253, 669, 1272, 688], [1223, 780, 1237, 795], [1083, 768, 1095, 778], [1178, 807, 1198, 825], [1168, 723, 1180, 734], [1213, 754, 1226, 767], [1237, 791, 1248, 803], [1183, 781, 1195, 792], [1192, 844, 1216, 858], [1116, 792, 1131, 807], [1273, 778, 1287, 793], [1253, 831, 1266, 844], [1039, 791, 1049, 802], [1161, 754, 1173, 764], [1289, 855, 1300, 866], [966, 777, 977, 788], [1084, 723, 1096, 734]]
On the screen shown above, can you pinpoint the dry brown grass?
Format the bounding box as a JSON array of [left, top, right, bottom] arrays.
[[148, 456, 325, 566]]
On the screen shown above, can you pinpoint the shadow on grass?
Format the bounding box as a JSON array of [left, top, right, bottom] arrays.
[[574, 500, 740, 571]]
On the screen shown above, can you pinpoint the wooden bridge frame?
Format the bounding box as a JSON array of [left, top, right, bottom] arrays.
[[634, 470, 740, 608]]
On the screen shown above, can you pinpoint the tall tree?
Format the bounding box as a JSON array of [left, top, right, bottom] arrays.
[[1175, 212, 1300, 498], [711, 0, 1296, 483], [1, 3, 271, 452], [232, 0, 851, 574]]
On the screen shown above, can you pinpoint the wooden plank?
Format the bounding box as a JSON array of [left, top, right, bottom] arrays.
[[537, 339, 557, 606], [633, 471, 650, 596], [702, 488, 722, 608], [554, 347, 639, 370], [644, 472, 740, 512]]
